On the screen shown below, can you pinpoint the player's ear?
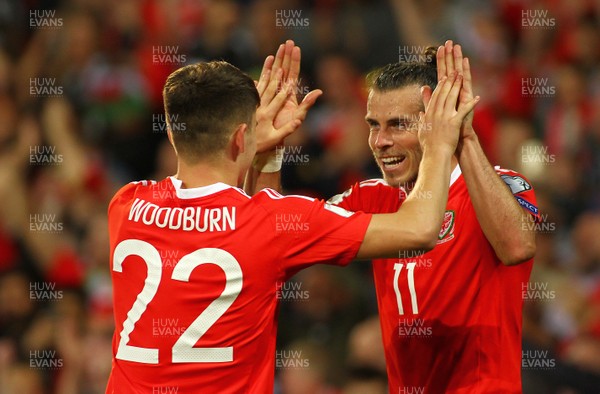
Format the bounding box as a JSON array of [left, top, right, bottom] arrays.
[[421, 85, 433, 109], [231, 123, 248, 160]]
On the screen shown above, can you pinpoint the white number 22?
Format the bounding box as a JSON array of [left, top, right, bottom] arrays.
[[393, 262, 418, 315], [112, 239, 243, 364]]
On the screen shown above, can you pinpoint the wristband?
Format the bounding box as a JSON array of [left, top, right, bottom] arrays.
[[253, 149, 283, 173]]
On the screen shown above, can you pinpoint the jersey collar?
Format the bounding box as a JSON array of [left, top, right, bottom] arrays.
[[450, 164, 462, 187], [169, 176, 234, 199]]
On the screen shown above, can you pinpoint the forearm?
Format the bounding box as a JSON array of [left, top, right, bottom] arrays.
[[357, 145, 453, 259], [457, 134, 535, 265]]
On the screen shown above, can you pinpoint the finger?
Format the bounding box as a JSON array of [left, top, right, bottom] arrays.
[[271, 44, 285, 73], [287, 46, 301, 84], [287, 46, 302, 105], [426, 75, 447, 114], [280, 40, 295, 80], [256, 56, 274, 95], [461, 57, 473, 99], [444, 40, 455, 77], [296, 89, 323, 120], [266, 80, 294, 116], [434, 73, 457, 117], [276, 119, 303, 141], [444, 73, 463, 114], [453, 45, 463, 75], [261, 68, 283, 106], [436, 46, 446, 82], [456, 95, 480, 119]]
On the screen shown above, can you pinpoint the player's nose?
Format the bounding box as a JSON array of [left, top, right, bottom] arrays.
[[374, 128, 394, 149]]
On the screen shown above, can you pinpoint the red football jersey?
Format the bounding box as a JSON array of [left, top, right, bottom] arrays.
[[106, 177, 371, 393], [330, 166, 538, 394]]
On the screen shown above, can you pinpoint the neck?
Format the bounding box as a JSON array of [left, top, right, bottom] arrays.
[[404, 156, 459, 193], [175, 159, 242, 189]]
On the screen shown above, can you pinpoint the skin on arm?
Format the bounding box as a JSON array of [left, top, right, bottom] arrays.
[[433, 41, 536, 265], [357, 72, 480, 259]]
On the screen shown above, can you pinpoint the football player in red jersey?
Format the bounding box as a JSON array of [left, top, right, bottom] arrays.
[[105, 41, 478, 392], [252, 41, 538, 393]]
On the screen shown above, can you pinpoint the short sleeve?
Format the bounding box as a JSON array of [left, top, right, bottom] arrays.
[[255, 189, 371, 279], [496, 167, 541, 223]]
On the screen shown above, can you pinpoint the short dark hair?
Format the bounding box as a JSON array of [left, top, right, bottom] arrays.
[[162, 61, 260, 163], [367, 46, 438, 93]]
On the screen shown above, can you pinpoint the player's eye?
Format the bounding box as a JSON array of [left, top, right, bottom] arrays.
[[366, 121, 379, 132]]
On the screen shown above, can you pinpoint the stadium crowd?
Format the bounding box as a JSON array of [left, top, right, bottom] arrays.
[[0, 0, 599, 393]]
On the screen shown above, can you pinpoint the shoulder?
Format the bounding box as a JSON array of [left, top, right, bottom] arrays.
[[108, 180, 155, 211], [494, 166, 535, 194], [329, 178, 390, 204]]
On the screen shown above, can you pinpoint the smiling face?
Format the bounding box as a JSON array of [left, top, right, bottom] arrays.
[[366, 85, 424, 188]]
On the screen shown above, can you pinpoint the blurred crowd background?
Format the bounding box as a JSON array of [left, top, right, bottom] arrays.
[[0, 0, 599, 393]]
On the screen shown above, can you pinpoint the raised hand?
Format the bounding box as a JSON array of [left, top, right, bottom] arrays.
[[437, 40, 476, 142], [254, 40, 322, 152], [419, 71, 480, 153]]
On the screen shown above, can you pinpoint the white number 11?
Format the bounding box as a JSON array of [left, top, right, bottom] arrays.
[[393, 262, 418, 315]]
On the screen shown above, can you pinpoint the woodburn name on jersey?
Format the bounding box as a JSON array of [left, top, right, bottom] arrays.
[[127, 198, 236, 232]]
